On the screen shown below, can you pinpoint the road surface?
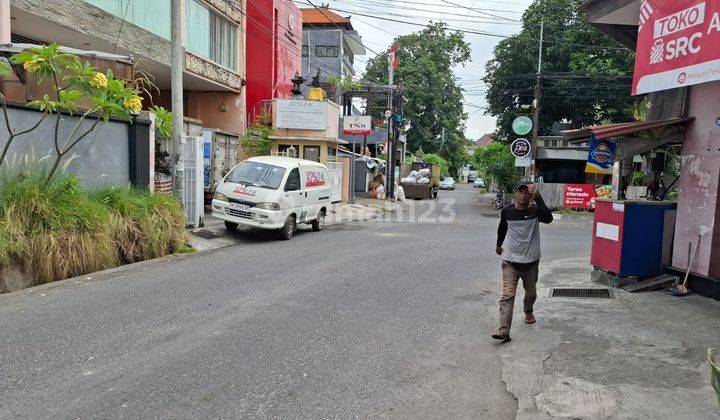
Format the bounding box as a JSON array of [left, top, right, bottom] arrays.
[[1, 185, 596, 418]]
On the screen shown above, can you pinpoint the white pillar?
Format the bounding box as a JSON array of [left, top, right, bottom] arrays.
[[0, 0, 11, 44]]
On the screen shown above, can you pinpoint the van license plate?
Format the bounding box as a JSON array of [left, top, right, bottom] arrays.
[[229, 202, 249, 211]]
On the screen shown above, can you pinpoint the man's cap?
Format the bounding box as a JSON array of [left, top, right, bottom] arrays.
[[515, 179, 533, 190]]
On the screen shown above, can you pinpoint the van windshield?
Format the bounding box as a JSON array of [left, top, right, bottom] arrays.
[[226, 161, 286, 190]]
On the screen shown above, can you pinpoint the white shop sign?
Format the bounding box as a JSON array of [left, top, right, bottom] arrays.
[[275, 99, 328, 130]]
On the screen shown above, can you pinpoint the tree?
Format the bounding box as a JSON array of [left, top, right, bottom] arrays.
[[483, 0, 637, 142], [473, 142, 523, 193], [364, 22, 471, 176], [1, 44, 145, 180], [422, 153, 449, 177]]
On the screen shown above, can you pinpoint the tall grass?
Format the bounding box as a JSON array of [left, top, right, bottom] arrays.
[[0, 170, 186, 285]]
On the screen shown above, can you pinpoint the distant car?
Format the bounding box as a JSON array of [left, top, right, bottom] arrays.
[[473, 178, 485, 188], [439, 177, 456, 190], [467, 173, 477, 183]]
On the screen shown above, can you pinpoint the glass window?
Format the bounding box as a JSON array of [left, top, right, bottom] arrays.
[[304, 146, 321, 162], [285, 168, 301, 191], [328, 146, 337, 158], [185, 0, 237, 70], [302, 45, 309, 57], [85, 0, 171, 39], [326, 46, 339, 57], [226, 161, 286, 190], [315, 46, 327, 57]]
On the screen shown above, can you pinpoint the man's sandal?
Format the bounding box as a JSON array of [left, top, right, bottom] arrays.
[[492, 330, 511, 341], [525, 313, 536, 324]]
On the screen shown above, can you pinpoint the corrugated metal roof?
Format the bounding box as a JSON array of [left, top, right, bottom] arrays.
[[300, 7, 352, 28], [561, 117, 693, 141]]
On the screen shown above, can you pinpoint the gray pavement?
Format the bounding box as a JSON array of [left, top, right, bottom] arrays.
[[1, 184, 719, 419]]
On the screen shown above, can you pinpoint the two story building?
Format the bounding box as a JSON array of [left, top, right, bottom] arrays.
[[299, 6, 365, 100], [6, 0, 247, 136]]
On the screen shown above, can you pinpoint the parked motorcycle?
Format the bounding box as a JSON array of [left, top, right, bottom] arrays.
[[493, 191, 505, 210]]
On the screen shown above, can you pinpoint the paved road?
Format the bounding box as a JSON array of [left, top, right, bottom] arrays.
[[1, 184, 593, 419]]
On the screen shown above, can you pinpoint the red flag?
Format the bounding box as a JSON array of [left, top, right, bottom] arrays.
[[388, 43, 398, 69]]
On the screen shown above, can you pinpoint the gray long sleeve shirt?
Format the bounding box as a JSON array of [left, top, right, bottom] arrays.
[[496, 196, 553, 264]]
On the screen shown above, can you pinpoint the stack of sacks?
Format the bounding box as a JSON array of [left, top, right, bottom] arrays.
[[417, 168, 431, 184], [401, 170, 418, 184]]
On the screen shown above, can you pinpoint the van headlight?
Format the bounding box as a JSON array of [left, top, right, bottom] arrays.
[[255, 202, 280, 211], [214, 192, 229, 202]]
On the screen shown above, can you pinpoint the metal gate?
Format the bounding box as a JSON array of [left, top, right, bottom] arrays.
[[179, 136, 204, 227], [326, 161, 343, 203]]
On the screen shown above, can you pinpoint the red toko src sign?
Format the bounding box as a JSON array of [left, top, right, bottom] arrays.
[[563, 184, 597, 209], [633, 1, 720, 95]]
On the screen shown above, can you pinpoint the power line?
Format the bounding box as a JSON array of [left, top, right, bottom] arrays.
[[439, 0, 521, 22]]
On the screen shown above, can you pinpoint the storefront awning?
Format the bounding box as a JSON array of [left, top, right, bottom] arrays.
[[562, 117, 693, 141], [562, 117, 693, 158]]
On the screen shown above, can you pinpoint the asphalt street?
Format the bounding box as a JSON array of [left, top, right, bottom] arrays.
[[1, 185, 598, 418]]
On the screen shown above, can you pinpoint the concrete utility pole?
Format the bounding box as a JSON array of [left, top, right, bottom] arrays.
[[529, 19, 544, 181], [439, 126, 446, 154], [171, 0, 184, 144]]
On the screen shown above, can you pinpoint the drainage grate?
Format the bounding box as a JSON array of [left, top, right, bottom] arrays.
[[551, 288, 613, 299]]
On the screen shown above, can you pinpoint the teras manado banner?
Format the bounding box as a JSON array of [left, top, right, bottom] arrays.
[[633, 0, 720, 95]]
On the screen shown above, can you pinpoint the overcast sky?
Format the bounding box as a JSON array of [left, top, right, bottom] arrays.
[[294, 0, 535, 140]]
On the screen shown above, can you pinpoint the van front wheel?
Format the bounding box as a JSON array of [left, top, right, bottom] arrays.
[[312, 210, 326, 232], [279, 215, 296, 240], [225, 221, 238, 231]]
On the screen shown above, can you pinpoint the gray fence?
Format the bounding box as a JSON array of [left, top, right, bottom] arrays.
[[0, 103, 152, 189], [537, 183, 566, 210]]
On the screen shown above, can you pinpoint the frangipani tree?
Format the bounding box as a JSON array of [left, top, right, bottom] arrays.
[[0, 44, 152, 180]]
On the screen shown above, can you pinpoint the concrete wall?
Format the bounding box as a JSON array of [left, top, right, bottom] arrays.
[[0, 104, 152, 189], [537, 183, 566, 210], [672, 81, 720, 277], [186, 92, 245, 136]]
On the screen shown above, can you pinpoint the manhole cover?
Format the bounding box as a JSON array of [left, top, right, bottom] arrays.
[[551, 288, 613, 299]]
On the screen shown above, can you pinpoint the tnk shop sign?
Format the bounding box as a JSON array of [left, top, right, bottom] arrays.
[[633, 1, 720, 95]]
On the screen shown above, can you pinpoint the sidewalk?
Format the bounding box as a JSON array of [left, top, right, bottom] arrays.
[[491, 257, 720, 418], [187, 198, 400, 252]]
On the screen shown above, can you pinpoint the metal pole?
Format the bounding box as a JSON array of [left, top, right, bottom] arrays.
[[439, 126, 446, 154], [530, 19, 543, 181], [171, 0, 184, 144]]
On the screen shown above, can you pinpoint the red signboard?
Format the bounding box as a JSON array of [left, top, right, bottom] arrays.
[[564, 184, 597, 208], [633, 1, 720, 95]]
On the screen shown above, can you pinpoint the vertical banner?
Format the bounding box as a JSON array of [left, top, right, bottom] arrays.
[[585, 134, 616, 174]]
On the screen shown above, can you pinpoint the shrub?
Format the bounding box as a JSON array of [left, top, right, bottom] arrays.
[[0, 171, 186, 285], [0, 171, 116, 282], [92, 187, 185, 263]]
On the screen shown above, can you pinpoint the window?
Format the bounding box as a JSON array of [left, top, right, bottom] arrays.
[[304, 146, 321, 162], [226, 161, 286, 190], [315, 45, 339, 57], [278, 144, 299, 158], [285, 168, 301, 191], [302, 45, 309, 57], [328, 146, 337, 159], [185, 0, 237, 70]]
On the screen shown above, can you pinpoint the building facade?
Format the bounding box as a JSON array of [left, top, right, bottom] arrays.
[[7, 0, 247, 135], [246, 0, 302, 125], [584, 0, 720, 297], [299, 7, 364, 95]]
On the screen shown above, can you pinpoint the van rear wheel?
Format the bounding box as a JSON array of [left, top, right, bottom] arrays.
[[312, 210, 326, 232], [279, 215, 296, 240]]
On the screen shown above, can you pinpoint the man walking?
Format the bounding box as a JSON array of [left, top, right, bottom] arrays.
[[492, 180, 553, 341]]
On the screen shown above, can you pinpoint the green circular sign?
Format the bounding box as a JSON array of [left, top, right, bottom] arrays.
[[512, 116, 533, 136]]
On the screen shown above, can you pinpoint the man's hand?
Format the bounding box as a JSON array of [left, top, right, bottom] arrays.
[[496, 246, 503, 255], [528, 184, 538, 198]]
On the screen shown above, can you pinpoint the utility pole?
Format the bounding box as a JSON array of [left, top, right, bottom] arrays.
[[171, 0, 184, 145], [386, 53, 395, 200], [529, 19, 544, 181]]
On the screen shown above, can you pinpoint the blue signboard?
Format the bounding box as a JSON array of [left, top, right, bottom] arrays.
[[586, 134, 616, 175]]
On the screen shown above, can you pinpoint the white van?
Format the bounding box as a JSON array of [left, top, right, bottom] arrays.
[[211, 156, 332, 240]]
